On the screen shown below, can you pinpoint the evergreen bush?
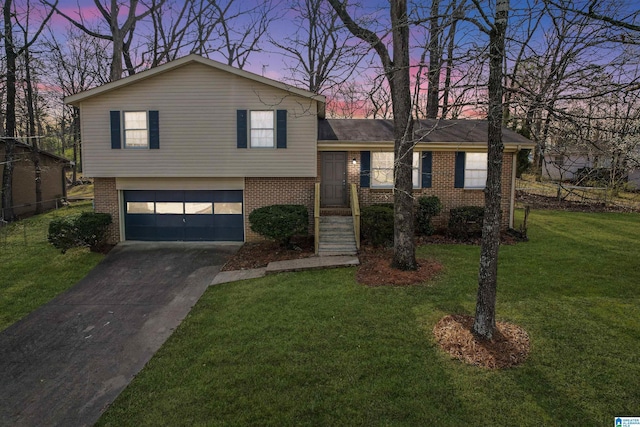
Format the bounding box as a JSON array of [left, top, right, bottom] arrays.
[[448, 206, 485, 239], [249, 204, 308, 247], [361, 204, 394, 247], [416, 195, 442, 235]]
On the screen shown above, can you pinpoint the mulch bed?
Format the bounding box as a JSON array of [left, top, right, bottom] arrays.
[[356, 247, 443, 286], [433, 314, 530, 369], [221, 236, 315, 271]]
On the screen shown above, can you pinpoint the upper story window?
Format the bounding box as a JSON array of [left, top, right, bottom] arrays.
[[123, 111, 148, 148], [250, 111, 275, 148], [465, 152, 488, 188], [371, 152, 420, 188]]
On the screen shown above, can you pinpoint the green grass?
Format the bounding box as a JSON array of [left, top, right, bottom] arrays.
[[67, 182, 94, 199], [96, 209, 640, 426], [0, 201, 104, 331]]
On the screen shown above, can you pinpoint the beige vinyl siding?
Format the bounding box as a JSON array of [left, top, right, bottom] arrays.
[[116, 177, 244, 190], [80, 62, 318, 178]]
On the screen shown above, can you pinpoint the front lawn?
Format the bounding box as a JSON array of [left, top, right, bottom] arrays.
[[98, 210, 640, 426], [0, 202, 104, 331]]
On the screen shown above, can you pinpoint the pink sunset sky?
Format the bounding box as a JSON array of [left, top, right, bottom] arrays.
[[39, 0, 493, 118]]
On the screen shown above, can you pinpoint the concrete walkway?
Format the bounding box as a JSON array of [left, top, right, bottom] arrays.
[[211, 255, 360, 285], [0, 242, 239, 427]]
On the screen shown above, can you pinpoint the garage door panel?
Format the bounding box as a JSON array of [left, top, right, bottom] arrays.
[[184, 190, 215, 202], [125, 190, 156, 202], [155, 214, 184, 227], [124, 190, 243, 242], [184, 227, 217, 241], [213, 190, 243, 202], [126, 225, 158, 241]]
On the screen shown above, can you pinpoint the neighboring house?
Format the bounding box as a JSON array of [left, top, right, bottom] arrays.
[[0, 141, 70, 218], [543, 150, 640, 188], [66, 54, 534, 244], [542, 151, 593, 181]]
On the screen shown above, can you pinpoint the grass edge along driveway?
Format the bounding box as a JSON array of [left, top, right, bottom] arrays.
[[0, 201, 104, 332], [98, 209, 640, 427]]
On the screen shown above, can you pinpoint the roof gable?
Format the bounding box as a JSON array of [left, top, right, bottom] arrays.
[[1, 140, 70, 163], [65, 54, 326, 116]]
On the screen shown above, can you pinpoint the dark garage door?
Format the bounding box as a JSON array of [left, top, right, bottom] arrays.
[[124, 190, 243, 241]]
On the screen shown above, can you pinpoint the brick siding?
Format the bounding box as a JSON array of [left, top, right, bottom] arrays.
[[93, 150, 514, 244], [93, 177, 120, 244], [244, 177, 317, 242], [345, 150, 514, 230]]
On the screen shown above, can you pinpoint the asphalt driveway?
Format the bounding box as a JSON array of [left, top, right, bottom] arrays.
[[0, 242, 239, 427]]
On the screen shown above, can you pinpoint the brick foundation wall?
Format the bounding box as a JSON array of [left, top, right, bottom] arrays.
[[244, 177, 317, 242], [93, 177, 120, 244]]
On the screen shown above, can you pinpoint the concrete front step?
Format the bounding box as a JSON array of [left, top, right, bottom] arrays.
[[320, 208, 352, 216], [318, 215, 358, 256], [318, 249, 357, 255], [320, 218, 353, 223]]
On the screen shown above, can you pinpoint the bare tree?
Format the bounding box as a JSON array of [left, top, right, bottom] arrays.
[[2, 0, 56, 221], [326, 80, 367, 118], [45, 0, 164, 81], [45, 27, 110, 182], [329, 0, 417, 270], [365, 73, 393, 119], [465, 0, 510, 340], [272, 0, 366, 93], [146, 0, 277, 70], [211, 0, 277, 69]]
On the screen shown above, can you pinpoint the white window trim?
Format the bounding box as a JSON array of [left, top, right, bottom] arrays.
[[123, 111, 149, 149], [464, 152, 488, 189], [249, 110, 275, 148], [371, 152, 420, 189]]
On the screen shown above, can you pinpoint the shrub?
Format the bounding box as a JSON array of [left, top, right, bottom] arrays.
[[448, 206, 485, 239], [361, 204, 394, 247], [249, 204, 308, 247], [416, 195, 442, 236], [516, 149, 531, 178], [74, 212, 112, 251], [47, 216, 78, 254], [48, 212, 112, 253]]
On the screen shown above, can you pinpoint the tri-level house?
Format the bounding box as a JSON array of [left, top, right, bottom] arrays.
[[66, 54, 533, 247]]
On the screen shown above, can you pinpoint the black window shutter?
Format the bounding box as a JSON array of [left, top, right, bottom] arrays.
[[237, 110, 247, 148], [149, 110, 159, 149], [454, 152, 466, 188], [276, 110, 287, 148], [421, 151, 432, 188], [360, 151, 371, 188], [110, 111, 121, 149]]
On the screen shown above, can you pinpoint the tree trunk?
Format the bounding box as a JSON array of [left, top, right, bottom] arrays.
[[426, 0, 441, 119], [2, 0, 16, 221], [327, 0, 416, 270], [110, 28, 124, 81], [24, 49, 43, 214], [472, 0, 509, 341], [441, 8, 457, 118], [390, 0, 417, 271]]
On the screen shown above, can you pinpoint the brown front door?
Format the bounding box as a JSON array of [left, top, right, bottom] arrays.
[[321, 152, 347, 206]]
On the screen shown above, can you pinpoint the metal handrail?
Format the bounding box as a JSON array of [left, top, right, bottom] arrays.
[[350, 183, 360, 250]]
